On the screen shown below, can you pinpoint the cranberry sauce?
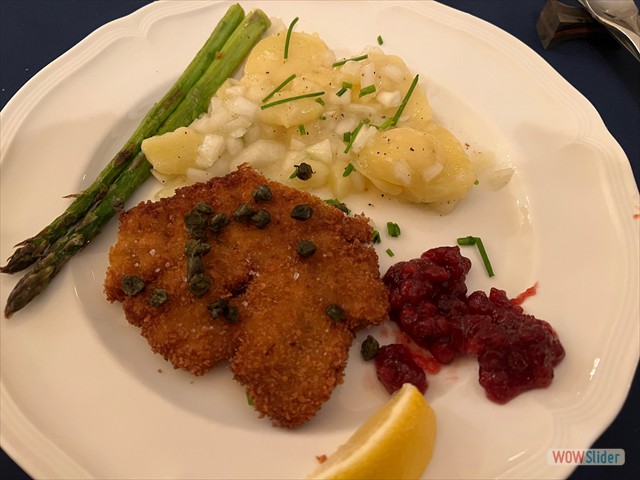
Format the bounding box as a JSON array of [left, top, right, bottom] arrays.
[[379, 246, 565, 403], [374, 344, 428, 395]]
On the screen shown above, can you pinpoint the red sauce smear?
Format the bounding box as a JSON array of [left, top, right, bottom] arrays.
[[511, 282, 539, 306]]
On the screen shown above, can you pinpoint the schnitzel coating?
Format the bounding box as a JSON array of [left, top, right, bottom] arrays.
[[104, 165, 389, 428]]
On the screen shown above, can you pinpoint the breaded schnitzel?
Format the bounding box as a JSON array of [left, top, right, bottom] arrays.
[[104, 165, 389, 427]]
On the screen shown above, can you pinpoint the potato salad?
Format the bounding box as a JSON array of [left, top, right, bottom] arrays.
[[142, 24, 477, 207]]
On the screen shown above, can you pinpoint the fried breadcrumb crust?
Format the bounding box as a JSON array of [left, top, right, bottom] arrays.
[[104, 165, 389, 428]]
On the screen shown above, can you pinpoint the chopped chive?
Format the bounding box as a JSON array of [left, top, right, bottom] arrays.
[[342, 131, 351, 142], [473, 237, 494, 277], [315, 97, 325, 106], [456, 236, 495, 277], [262, 73, 296, 103], [284, 17, 299, 59], [386, 248, 395, 257], [298, 124, 306, 135], [474, 179, 480, 185], [386, 222, 401, 237], [379, 74, 419, 130], [377, 35, 384, 45], [343, 162, 356, 177], [246, 393, 254, 406], [336, 82, 353, 97], [261, 91, 325, 110], [344, 119, 368, 154], [372, 230, 381, 244], [359, 85, 376, 97], [456, 236, 476, 246], [332, 54, 368, 68]]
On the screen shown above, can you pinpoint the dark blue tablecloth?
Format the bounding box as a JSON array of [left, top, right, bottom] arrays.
[[1, 1, 638, 479]]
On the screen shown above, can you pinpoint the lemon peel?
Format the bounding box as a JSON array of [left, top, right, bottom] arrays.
[[308, 383, 436, 480]]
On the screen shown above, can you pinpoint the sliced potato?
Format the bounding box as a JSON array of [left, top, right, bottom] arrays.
[[356, 126, 475, 203], [258, 96, 324, 128], [244, 31, 335, 86], [141, 127, 204, 175]]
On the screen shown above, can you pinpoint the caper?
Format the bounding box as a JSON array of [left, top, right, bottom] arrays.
[[291, 162, 314, 181], [188, 273, 211, 297], [252, 184, 272, 203], [208, 299, 229, 319], [233, 203, 254, 223], [184, 238, 211, 257], [297, 239, 317, 258], [360, 335, 380, 361], [207, 299, 239, 324], [122, 275, 145, 296], [184, 208, 209, 239], [290, 204, 313, 221], [251, 209, 271, 229], [187, 254, 205, 281], [225, 306, 240, 324], [209, 213, 230, 233], [149, 288, 169, 307], [325, 303, 345, 322], [194, 202, 214, 215]]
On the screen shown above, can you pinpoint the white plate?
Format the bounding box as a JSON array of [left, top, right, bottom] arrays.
[[1, 1, 638, 479]]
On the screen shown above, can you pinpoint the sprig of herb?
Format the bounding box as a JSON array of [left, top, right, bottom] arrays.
[[456, 236, 495, 277], [284, 17, 299, 59], [261, 91, 325, 110], [332, 54, 368, 68], [262, 73, 296, 103]]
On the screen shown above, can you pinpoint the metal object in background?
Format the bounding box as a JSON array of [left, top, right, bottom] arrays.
[[579, 0, 640, 61]]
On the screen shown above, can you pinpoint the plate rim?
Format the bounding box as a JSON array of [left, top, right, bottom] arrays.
[[1, 1, 638, 479]]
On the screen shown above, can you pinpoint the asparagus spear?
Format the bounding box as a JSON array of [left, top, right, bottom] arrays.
[[4, 9, 271, 318], [0, 3, 246, 274]]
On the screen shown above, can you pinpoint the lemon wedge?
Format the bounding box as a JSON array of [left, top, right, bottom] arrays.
[[308, 383, 436, 480]]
